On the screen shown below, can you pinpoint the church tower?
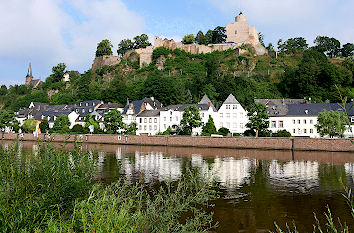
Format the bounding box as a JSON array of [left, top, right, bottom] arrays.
[[25, 63, 33, 85]]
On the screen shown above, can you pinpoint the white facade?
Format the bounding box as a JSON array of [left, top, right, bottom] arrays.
[[136, 114, 160, 135], [269, 116, 319, 137], [216, 94, 248, 134]]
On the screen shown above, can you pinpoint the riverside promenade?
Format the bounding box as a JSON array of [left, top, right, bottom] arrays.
[[2, 132, 354, 152]]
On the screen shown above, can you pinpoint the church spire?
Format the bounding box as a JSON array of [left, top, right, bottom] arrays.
[[26, 63, 32, 77]]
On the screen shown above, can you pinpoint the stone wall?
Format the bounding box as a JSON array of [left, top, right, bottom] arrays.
[[3, 133, 354, 152], [92, 55, 121, 71]]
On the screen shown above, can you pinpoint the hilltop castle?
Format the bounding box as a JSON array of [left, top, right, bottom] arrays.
[[92, 13, 267, 70]]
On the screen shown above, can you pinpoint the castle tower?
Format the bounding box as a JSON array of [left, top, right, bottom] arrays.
[[25, 63, 33, 85]]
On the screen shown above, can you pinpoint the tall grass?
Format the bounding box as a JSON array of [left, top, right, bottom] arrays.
[[0, 143, 217, 232]]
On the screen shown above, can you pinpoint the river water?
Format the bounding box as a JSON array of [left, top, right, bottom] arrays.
[[4, 141, 354, 232]]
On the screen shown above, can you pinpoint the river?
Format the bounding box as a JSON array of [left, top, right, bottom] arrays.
[[4, 140, 354, 232]]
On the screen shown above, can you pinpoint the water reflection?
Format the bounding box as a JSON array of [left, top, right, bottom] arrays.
[[2, 141, 354, 232]]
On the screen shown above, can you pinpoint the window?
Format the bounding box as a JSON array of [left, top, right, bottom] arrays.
[[86, 103, 88, 106], [144, 126, 147, 130], [149, 126, 152, 130], [304, 120, 307, 124], [310, 129, 313, 133], [271, 121, 276, 128], [139, 126, 142, 130], [201, 113, 204, 117], [279, 121, 284, 128], [226, 113, 230, 118], [82, 109, 85, 113], [293, 129, 296, 133], [175, 116, 178, 121], [226, 105, 230, 109], [154, 125, 157, 130], [89, 109, 92, 113], [304, 129, 307, 133], [164, 117, 166, 121], [233, 113, 237, 118], [310, 120, 313, 124], [154, 118, 157, 123], [233, 105, 237, 109], [293, 120, 295, 124], [170, 111, 172, 115], [144, 118, 147, 123], [298, 128, 301, 134], [149, 118, 152, 123], [240, 123, 244, 129], [170, 117, 172, 121], [220, 113, 223, 118], [164, 124, 167, 129], [297, 120, 301, 124]]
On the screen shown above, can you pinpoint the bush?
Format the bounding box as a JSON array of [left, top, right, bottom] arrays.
[[71, 124, 88, 134], [272, 129, 291, 137], [218, 127, 230, 136]]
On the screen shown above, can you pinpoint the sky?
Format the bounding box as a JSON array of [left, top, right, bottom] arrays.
[[0, 0, 353, 86]]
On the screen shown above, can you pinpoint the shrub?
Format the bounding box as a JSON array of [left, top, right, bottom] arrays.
[[273, 129, 291, 137], [218, 127, 230, 136]]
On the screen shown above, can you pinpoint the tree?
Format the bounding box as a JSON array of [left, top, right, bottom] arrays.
[[95, 39, 113, 57], [0, 85, 8, 96], [104, 109, 124, 134], [205, 30, 213, 45], [51, 63, 66, 83], [124, 122, 137, 135], [84, 115, 100, 133], [180, 105, 202, 135], [39, 118, 49, 133], [278, 37, 308, 54], [71, 124, 87, 134], [195, 31, 206, 45], [266, 43, 274, 51], [246, 103, 269, 137], [53, 115, 70, 133], [273, 129, 291, 137], [133, 34, 151, 49], [315, 110, 347, 138], [314, 36, 341, 58], [117, 39, 134, 57], [341, 43, 354, 57], [0, 110, 14, 130], [218, 127, 230, 136], [258, 32, 265, 46], [182, 34, 195, 45], [212, 26, 226, 44], [201, 115, 217, 136], [22, 118, 38, 133]]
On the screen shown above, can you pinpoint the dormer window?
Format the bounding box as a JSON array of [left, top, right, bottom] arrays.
[[305, 110, 309, 114], [82, 109, 85, 113], [86, 103, 88, 107]]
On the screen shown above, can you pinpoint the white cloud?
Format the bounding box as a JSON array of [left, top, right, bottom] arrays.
[[207, 0, 354, 44], [0, 0, 145, 77]]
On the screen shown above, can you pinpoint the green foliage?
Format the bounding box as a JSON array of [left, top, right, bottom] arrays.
[[277, 37, 308, 54], [117, 39, 134, 57], [52, 115, 70, 133], [180, 105, 202, 135], [21, 118, 38, 133], [0, 85, 8, 96], [315, 110, 347, 138], [0, 110, 14, 129], [217, 127, 230, 136], [104, 109, 124, 134], [205, 30, 213, 44], [0, 144, 95, 232], [195, 30, 206, 45], [212, 26, 226, 44], [258, 32, 265, 46], [51, 63, 66, 83], [96, 39, 113, 57], [341, 43, 354, 57], [124, 122, 137, 135], [71, 124, 88, 134], [84, 115, 100, 133], [182, 34, 195, 44], [314, 36, 341, 58], [133, 34, 151, 49], [246, 103, 269, 137], [157, 126, 173, 135], [11, 120, 20, 133], [201, 115, 217, 136], [273, 129, 291, 137]]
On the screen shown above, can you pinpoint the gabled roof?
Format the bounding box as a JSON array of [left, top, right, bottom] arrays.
[[223, 94, 240, 104], [122, 97, 162, 115], [162, 103, 213, 112], [254, 99, 307, 117], [198, 95, 212, 105], [137, 109, 161, 117]]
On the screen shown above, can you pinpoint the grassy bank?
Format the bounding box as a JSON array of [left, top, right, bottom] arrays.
[[0, 143, 217, 232]]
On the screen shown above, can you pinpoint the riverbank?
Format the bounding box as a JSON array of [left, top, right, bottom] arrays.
[[2, 132, 354, 152]]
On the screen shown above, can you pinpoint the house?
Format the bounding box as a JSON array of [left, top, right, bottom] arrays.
[[136, 110, 161, 135], [122, 97, 162, 125], [216, 94, 248, 134], [25, 63, 42, 88]]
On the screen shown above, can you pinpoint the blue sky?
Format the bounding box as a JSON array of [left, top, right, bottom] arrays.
[[0, 0, 353, 86]]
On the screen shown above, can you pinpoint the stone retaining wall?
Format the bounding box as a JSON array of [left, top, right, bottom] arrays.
[[2, 133, 354, 152]]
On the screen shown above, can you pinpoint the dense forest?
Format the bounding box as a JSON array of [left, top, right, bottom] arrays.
[[0, 35, 353, 112]]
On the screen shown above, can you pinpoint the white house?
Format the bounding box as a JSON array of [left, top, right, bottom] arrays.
[[136, 110, 161, 135], [216, 94, 248, 134]]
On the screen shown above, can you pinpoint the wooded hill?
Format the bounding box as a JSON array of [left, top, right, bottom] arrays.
[[0, 43, 353, 112]]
